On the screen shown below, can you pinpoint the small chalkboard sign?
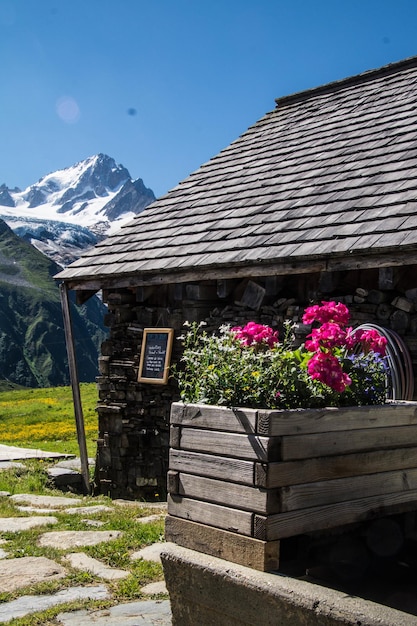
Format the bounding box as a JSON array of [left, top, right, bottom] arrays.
[[138, 328, 174, 384]]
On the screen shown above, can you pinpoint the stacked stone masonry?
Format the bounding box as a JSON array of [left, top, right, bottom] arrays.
[[95, 266, 417, 500]]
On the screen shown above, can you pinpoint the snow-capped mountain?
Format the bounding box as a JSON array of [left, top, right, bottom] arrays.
[[0, 154, 155, 266]]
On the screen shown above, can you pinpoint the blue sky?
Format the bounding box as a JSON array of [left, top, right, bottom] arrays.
[[2, 0, 417, 198]]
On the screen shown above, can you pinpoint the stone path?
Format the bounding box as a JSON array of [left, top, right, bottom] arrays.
[[0, 492, 171, 625], [0, 444, 72, 462]]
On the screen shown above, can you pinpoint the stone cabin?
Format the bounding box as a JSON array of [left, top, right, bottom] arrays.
[[56, 55, 417, 500]]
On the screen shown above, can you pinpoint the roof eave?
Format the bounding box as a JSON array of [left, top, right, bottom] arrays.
[[55, 244, 417, 292]]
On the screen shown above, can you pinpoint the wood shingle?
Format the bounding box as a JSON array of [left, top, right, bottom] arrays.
[[56, 56, 417, 290]]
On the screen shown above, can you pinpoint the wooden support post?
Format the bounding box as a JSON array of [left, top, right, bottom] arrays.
[[59, 282, 90, 495]]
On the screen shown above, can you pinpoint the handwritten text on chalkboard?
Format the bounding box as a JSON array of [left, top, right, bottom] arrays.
[[138, 328, 174, 384]]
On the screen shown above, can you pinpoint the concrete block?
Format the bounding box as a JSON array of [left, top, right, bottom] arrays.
[[161, 543, 417, 626]]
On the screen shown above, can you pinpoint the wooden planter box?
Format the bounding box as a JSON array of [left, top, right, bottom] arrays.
[[166, 401, 417, 571]]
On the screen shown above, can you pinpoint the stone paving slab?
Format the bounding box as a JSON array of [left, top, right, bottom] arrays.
[[48, 466, 82, 486], [0, 516, 58, 532], [131, 542, 166, 564], [0, 555, 67, 592], [0, 461, 25, 470], [56, 599, 172, 625], [39, 529, 123, 549], [55, 458, 95, 470], [10, 493, 83, 507], [16, 505, 62, 513], [0, 444, 73, 462], [136, 514, 165, 524], [113, 500, 167, 510], [64, 504, 113, 515], [0, 584, 109, 623], [65, 552, 130, 580], [141, 581, 168, 595]]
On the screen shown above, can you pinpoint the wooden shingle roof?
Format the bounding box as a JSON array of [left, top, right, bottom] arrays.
[[57, 56, 417, 290]]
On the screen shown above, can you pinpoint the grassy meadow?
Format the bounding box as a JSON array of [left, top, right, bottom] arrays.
[[0, 383, 98, 457]]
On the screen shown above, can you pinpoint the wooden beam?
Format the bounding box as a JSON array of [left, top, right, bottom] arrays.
[[169, 449, 256, 485], [256, 489, 417, 541], [261, 446, 417, 488], [279, 467, 417, 512], [170, 402, 258, 434], [165, 515, 280, 571], [174, 472, 278, 514], [75, 289, 98, 305], [279, 425, 417, 461], [58, 249, 417, 292], [257, 402, 417, 437], [59, 282, 90, 494], [178, 428, 280, 462], [167, 494, 254, 536]]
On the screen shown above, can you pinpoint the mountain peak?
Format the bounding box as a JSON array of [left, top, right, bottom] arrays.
[[0, 154, 155, 230], [0, 154, 156, 265]]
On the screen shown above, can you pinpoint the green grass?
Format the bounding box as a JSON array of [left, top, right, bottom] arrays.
[[0, 384, 168, 624], [0, 459, 57, 496], [0, 488, 167, 624], [0, 464, 167, 624], [0, 383, 98, 457]]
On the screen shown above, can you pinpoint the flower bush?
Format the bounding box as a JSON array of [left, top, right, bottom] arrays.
[[175, 301, 388, 409]]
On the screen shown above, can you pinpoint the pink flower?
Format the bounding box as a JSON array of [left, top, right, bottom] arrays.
[[307, 352, 352, 392], [348, 328, 387, 356], [302, 301, 350, 326], [232, 322, 279, 348], [305, 322, 347, 351]]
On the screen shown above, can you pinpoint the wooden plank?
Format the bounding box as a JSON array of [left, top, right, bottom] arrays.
[[167, 470, 179, 494], [327, 252, 417, 273], [167, 494, 254, 536], [165, 515, 280, 571], [257, 402, 417, 436], [169, 425, 181, 448], [260, 446, 417, 488], [255, 489, 417, 541], [178, 428, 279, 462], [176, 472, 279, 514], [236, 280, 266, 310], [170, 402, 258, 434], [280, 425, 417, 461], [169, 449, 256, 485], [280, 467, 417, 512]]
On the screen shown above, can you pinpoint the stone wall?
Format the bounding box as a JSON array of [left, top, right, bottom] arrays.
[[94, 266, 417, 500]]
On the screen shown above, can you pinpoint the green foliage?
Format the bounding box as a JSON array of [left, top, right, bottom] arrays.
[[175, 321, 330, 408], [0, 460, 54, 496], [0, 220, 108, 387], [175, 321, 388, 409]]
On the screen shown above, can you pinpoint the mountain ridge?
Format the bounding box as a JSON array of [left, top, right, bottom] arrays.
[[0, 154, 156, 265], [0, 218, 108, 388]]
